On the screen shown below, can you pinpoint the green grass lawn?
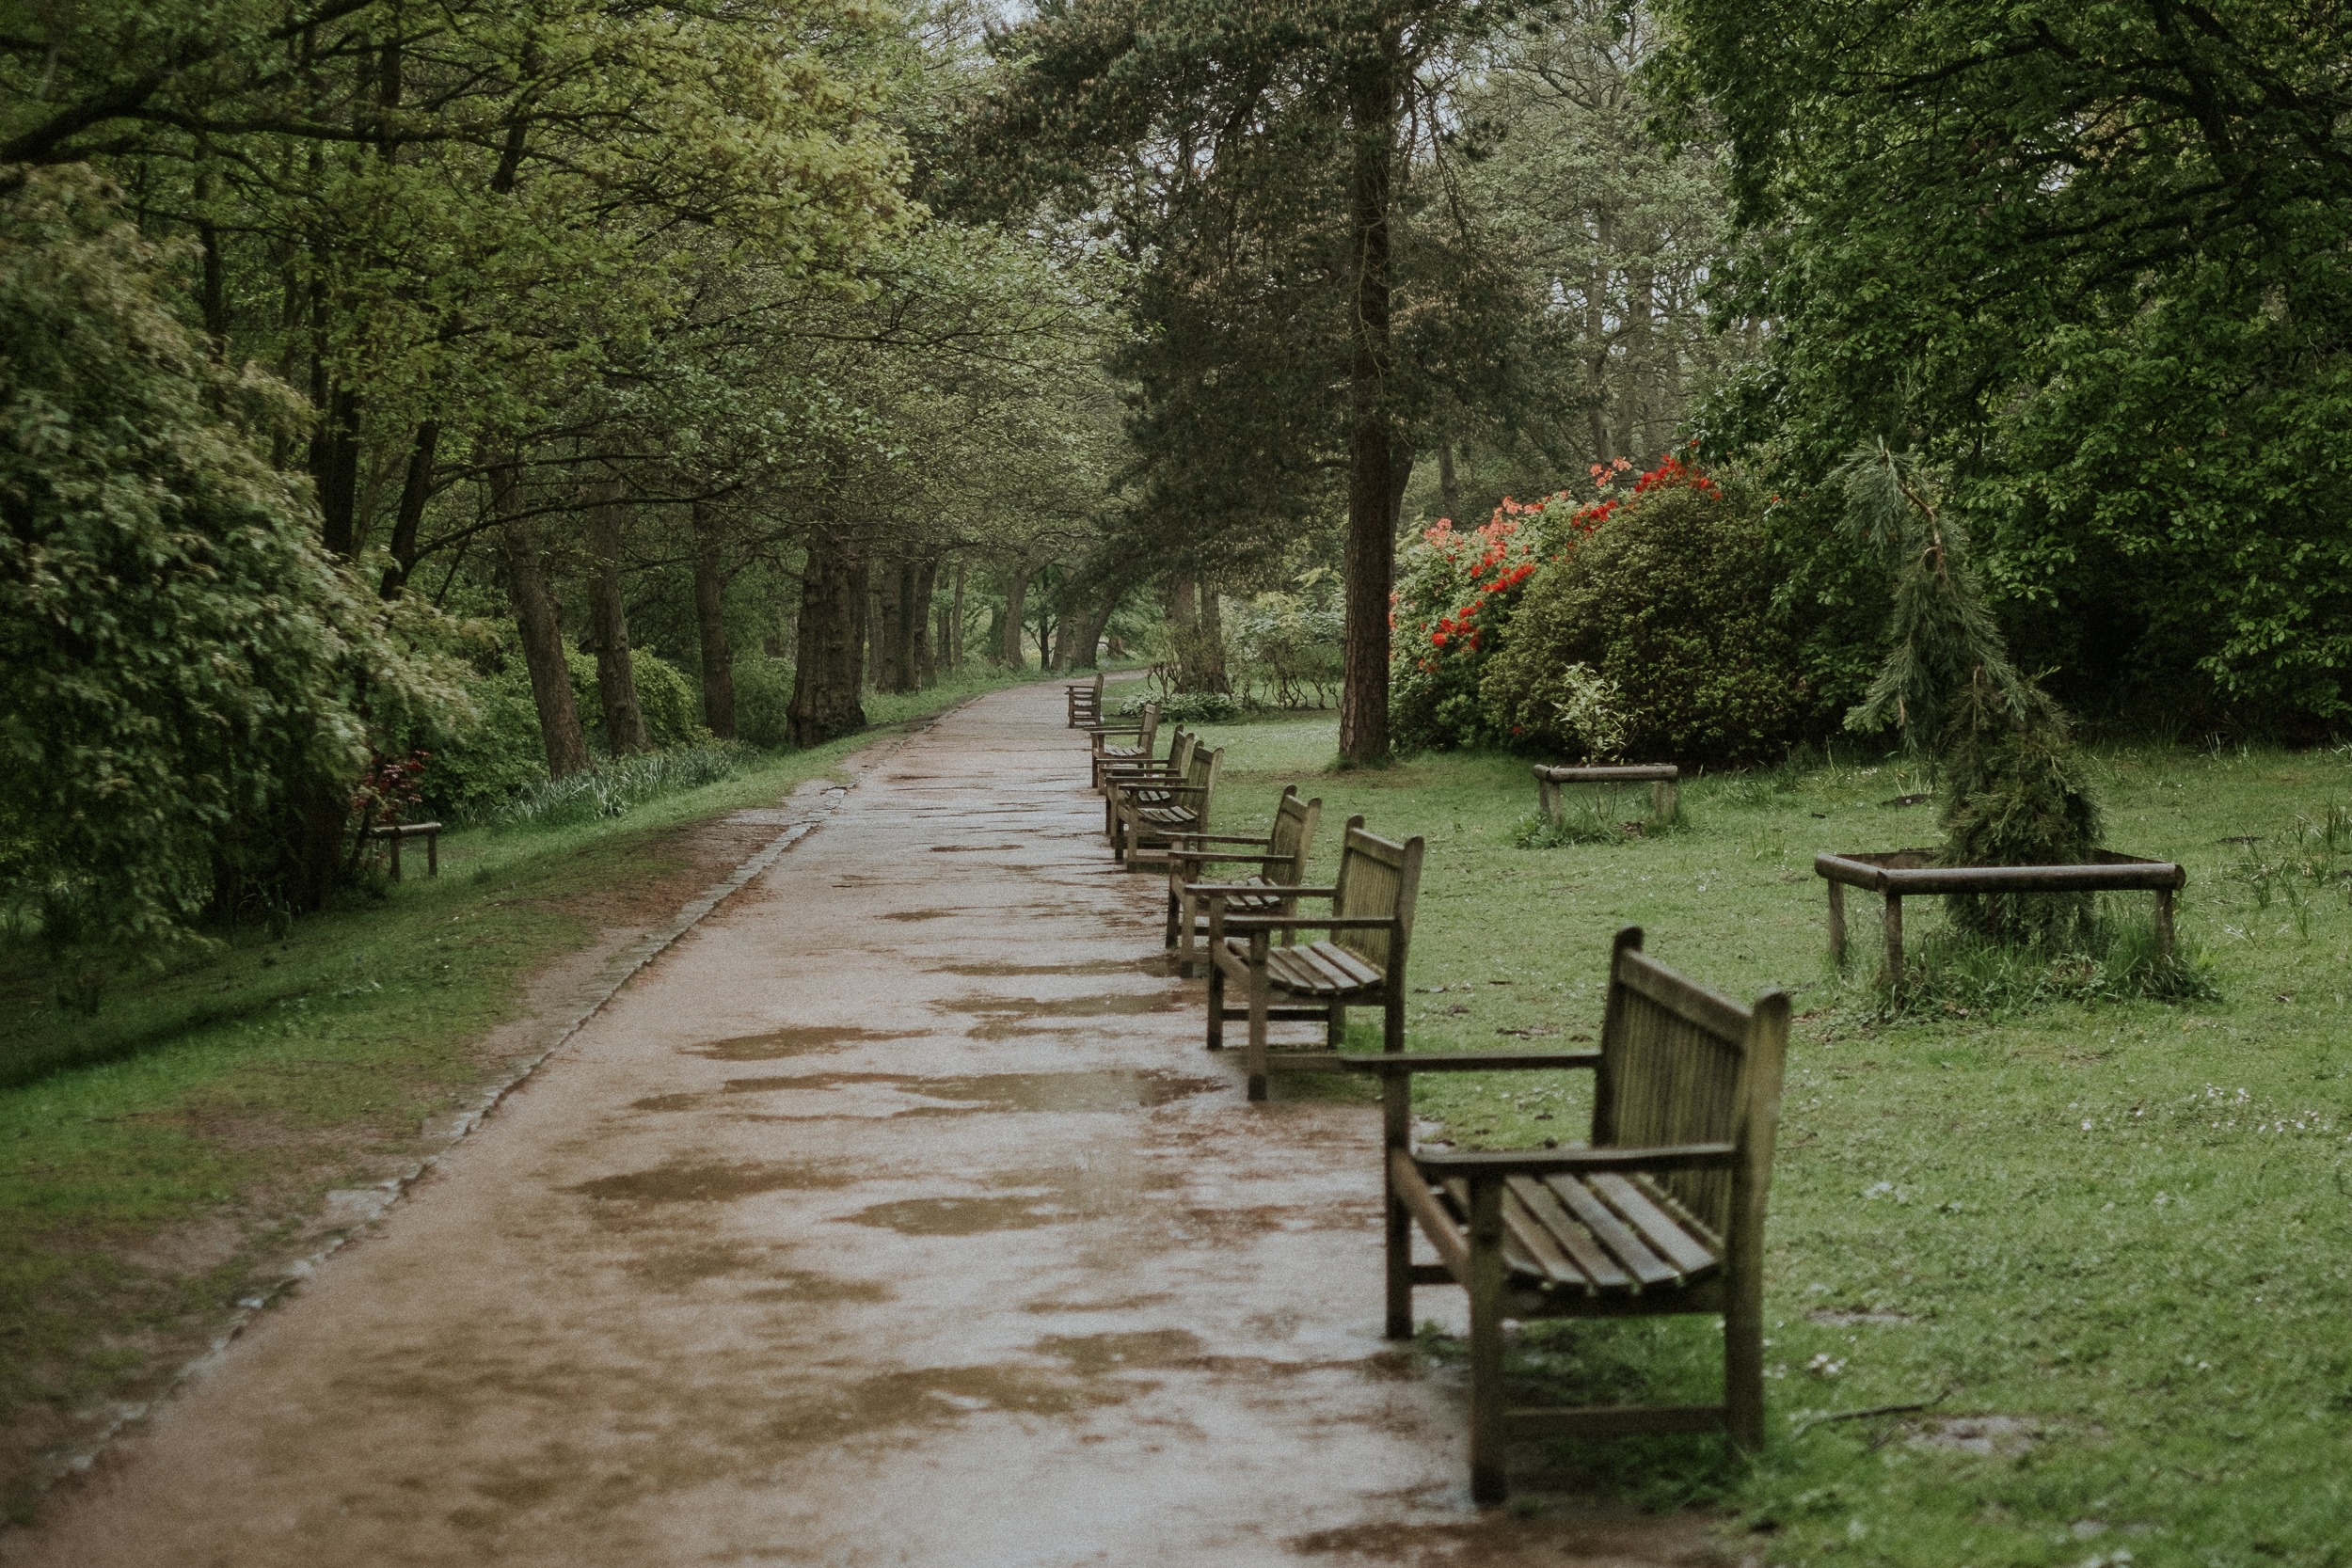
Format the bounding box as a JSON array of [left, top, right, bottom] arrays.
[[1186, 715, 2352, 1567]]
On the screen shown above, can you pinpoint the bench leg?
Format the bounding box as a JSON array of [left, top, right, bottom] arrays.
[[1467, 1177, 1509, 1505], [2155, 887, 2175, 961], [1384, 1078, 1414, 1340], [1206, 960, 1225, 1052], [1537, 777, 1560, 826], [1327, 1001, 1346, 1052], [1883, 893, 1904, 982], [387, 834, 401, 882], [425, 832, 438, 878], [1724, 1272, 1767, 1459], [1245, 932, 1271, 1101], [1826, 880, 1847, 967]]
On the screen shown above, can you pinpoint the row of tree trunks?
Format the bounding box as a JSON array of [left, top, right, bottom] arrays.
[[1000, 562, 1030, 667]]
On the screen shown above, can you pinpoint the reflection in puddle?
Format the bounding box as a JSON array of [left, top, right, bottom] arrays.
[[568, 1160, 853, 1203], [766, 1363, 1144, 1447], [939, 992, 1177, 1018], [881, 909, 960, 922], [930, 958, 1151, 977], [739, 1271, 896, 1305], [839, 1196, 1071, 1234], [717, 1069, 1222, 1115], [628, 1092, 704, 1112], [1032, 1328, 1205, 1373], [687, 1024, 910, 1061]]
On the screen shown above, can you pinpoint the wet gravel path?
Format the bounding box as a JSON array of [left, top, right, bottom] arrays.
[[6, 682, 1733, 1568]]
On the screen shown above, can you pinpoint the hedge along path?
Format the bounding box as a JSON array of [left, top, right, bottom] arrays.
[[5, 682, 1730, 1568]]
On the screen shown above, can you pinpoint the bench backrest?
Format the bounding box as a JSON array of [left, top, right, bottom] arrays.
[[1330, 824, 1424, 974], [1130, 704, 1161, 754], [1184, 743, 1223, 828], [1594, 927, 1790, 1243], [1264, 787, 1322, 886]]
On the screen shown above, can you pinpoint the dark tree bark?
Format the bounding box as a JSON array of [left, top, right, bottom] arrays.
[[950, 562, 966, 671], [585, 472, 649, 754], [495, 459, 590, 780], [912, 557, 941, 687], [379, 420, 439, 598], [1438, 438, 1461, 525], [1339, 34, 1401, 764], [787, 526, 868, 746], [871, 557, 904, 694], [1001, 563, 1031, 668], [1167, 575, 1197, 628], [310, 383, 363, 559], [691, 500, 737, 739]]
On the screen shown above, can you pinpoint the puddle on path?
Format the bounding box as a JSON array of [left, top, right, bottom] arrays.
[[739, 1271, 897, 1305], [897, 1070, 1224, 1115], [567, 1160, 854, 1204], [927, 845, 1024, 853], [939, 992, 1179, 1018], [1032, 1328, 1204, 1373], [622, 1243, 775, 1289], [838, 1195, 1072, 1235], [931, 958, 1155, 977], [628, 1092, 704, 1112], [722, 1072, 903, 1095], [766, 1363, 1144, 1448], [881, 909, 961, 922], [686, 1024, 911, 1061]]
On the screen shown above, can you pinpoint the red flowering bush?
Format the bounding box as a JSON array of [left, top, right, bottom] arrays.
[[1390, 490, 1607, 751], [1480, 453, 1818, 765]]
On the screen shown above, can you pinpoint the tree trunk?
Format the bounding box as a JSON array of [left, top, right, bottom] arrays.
[[950, 562, 966, 670], [895, 558, 922, 691], [1629, 259, 1659, 460], [691, 500, 737, 739], [1167, 575, 1197, 628], [379, 420, 438, 598], [1193, 578, 1230, 693], [786, 526, 869, 746], [1438, 437, 1461, 525], [1001, 564, 1030, 668], [1586, 213, 1614, 465], [871, 557, 904, 694], [495, 459, 591, 780], [585, 471, 649, 754], [1339, 35, 1400, 764], [311, 383, 363, 559], [913, 557, 941, 687]]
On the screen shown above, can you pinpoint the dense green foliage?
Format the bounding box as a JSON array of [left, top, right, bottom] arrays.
[[1480, 462, 1813, 765], [1660, 0, 2352, 731], [0, 166, 462, 944]]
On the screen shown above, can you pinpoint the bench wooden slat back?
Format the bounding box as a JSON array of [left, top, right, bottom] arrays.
[[1264, 788, 1321, 886], [1330, 825, 1423, 974], [1597, 932, 1782, 1244]]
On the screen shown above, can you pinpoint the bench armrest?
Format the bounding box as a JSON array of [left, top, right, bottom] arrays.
[[1168, 832, 1279, 847], [1221, 913, 1397, 933], [1338, 1050, 1602, 1075], [1412, 1143, 1738, 1178], [1168, 849, 1289, 867]]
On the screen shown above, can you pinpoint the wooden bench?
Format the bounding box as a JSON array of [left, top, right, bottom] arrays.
[[1160, 788, 1331, 974], [1086, 703, 1161, 793], [1534, 764, 1678, 830], [1341, 927, 1789, 1502], [1109, 740, 1222, 872], [1100, 728, 1193, 839], [366, 820, 444, 879], [1066, 672, 1104, 728], [1203, 823, 1422, 1101]]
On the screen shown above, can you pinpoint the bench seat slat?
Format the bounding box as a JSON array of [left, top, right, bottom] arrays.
[[1504, 1176, 1625, 1291], [1539, 1175, 1684, 1287], [1588, 1173, 1721, 1279]]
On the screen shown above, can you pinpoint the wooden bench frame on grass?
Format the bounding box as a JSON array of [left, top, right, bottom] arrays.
[[1109, 740, 1222, 873], [1201, 823, 1422, 1101], [1814, 848, 2185, 975], [1087, 703, 1161, 793], [1066, 672, 1104, 728], [366, 820, 444, 879], [1159, 788, 1332, 975], [1341, 927, 1789, 1503], [1534, 765, 1678, 830]]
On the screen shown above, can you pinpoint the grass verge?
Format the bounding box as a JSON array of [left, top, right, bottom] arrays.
[[0, 668, 1045, 1524], [1186, 717, 2352, 1566]]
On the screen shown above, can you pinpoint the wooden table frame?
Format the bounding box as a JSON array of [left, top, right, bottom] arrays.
[[1814, 848, 2185, 973], [1533, 764, 1678, 828]]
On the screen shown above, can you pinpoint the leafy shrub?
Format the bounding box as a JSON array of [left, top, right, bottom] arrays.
[[1390, 493, 1601, 752], [731, 657, 796, 749], [1228, 590, 1343, 709], [1481, 459, 1816, 767], [1116, 689, 1242, 725], [483, 744, 745, 830]]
